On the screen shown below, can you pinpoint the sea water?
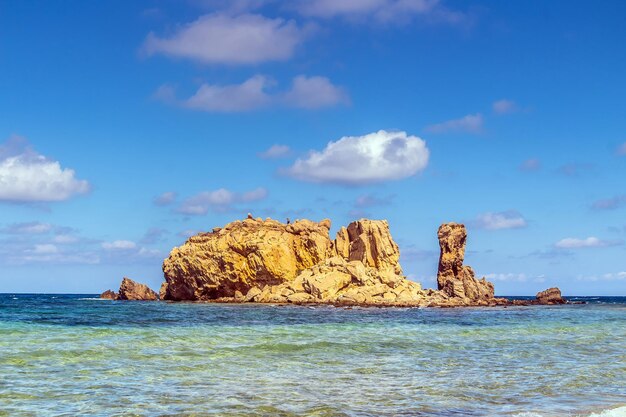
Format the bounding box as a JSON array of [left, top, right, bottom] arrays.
[[0, 294, 624, 416]]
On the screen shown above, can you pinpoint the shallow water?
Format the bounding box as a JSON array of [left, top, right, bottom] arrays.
[[0, 294, 624, 416]]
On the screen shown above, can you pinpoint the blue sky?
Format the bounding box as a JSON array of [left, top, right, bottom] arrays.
[[1, 0, 625, 295]]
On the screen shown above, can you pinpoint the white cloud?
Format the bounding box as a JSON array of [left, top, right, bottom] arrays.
[[492, 99, 518, 114], [282, 75, 349, 109], [102, 240, 137, 250], [0, 136, 90, 203], [617, 143, 626, 156], [158, 75, 348, 112], [153, 191, 177, 206], [296, 0, 466, 24], [178, 187, 268, 215], [1, 221, 52, 234], [555, 237, 623, 249], [425, 113, 483, 134], [143, 13, 305, 65], [473, 211, 527, 230], [258, 144, 291, 159], [286, 130, 429, 185]]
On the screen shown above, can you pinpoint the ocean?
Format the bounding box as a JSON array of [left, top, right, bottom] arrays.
[[0, 294, 624, 416]]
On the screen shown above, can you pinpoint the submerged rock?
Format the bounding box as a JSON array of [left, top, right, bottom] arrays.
[[436, 223, 494, 303], [536, 287, 565, 304], [117, 277, 158, 301]]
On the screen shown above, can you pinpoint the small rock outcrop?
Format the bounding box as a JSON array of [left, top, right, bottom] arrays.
[[536, 287, 565, 304], [99, 290, 118, 300], [117, 277, 158, 301], [436, 223, 494, 303]]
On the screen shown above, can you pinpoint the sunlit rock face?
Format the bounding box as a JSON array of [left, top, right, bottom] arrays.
[[161, 218, 334, 301], [159, 216, 508, 307], [436, 223, 495, 303]]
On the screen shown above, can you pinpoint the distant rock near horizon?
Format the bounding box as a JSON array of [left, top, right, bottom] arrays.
[[100, 277, 158, 301], [536, 287, 566, 304]]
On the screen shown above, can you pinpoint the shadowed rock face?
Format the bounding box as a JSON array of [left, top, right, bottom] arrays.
[[117, 277, 158, 301], [536, 287, 565, 304], [436, 223, 494, 302]]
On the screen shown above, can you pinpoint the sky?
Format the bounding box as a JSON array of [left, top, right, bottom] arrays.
[[1, 0, 625, 295]]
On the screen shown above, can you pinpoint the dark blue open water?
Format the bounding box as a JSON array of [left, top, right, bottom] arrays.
[[0, 294, 624, 416]]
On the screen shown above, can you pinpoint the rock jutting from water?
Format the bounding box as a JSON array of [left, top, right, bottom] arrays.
[[100, 277, 158, 301], [158, 217, 514, 307], [536, 287, 566, 304]]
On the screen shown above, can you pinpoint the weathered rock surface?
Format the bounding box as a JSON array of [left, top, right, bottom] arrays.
[[161, 218, 334, 301], [99, 290, 118, 300], [436, 223, 495, 303], [154, 216, 560, 308], [117, 277, 158, 301], [536, 287, 565, 304]]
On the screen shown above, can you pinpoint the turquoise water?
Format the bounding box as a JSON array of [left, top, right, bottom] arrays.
[[0, 295, 625, 416]]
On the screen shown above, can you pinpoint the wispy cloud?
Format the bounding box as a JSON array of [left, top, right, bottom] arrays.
[[577, 271, 626, 282], [177, 187, 268, 215], [156, 75, 348, 112], [102, 240, 137, 250], [519, 158, 541, 172], [354, 194, 393, 208], [285, 130, 429, 185], [139, 228, 167, 245], [425, 113, 483, 134], [143, 13, 307, 65], [258, 144, 291, 159], [557, 162, 593, 177], [1, 221, 53, 234], [153, 191, 177, 206], [0, 136, 90, 203], [492, 99, 518, 115], [295, 0, 468, 25], [472, 210, 527, 230], [591, 195, 626, 210], [555, 237, 623, 249]]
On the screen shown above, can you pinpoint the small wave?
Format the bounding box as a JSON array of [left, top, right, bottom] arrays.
[[11, 297, 18, 300], [78, 297, 105, 301], [512, 406, 626, 417], [588, 406, 626, 417]]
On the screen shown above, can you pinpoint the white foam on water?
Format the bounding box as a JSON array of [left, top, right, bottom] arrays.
[[587, 406, 626, 417], [78, 297, 105, 300], [512, 406, 626, 417]]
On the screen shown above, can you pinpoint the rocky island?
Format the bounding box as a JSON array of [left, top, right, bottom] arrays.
[[102, 217, 565, 307]]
